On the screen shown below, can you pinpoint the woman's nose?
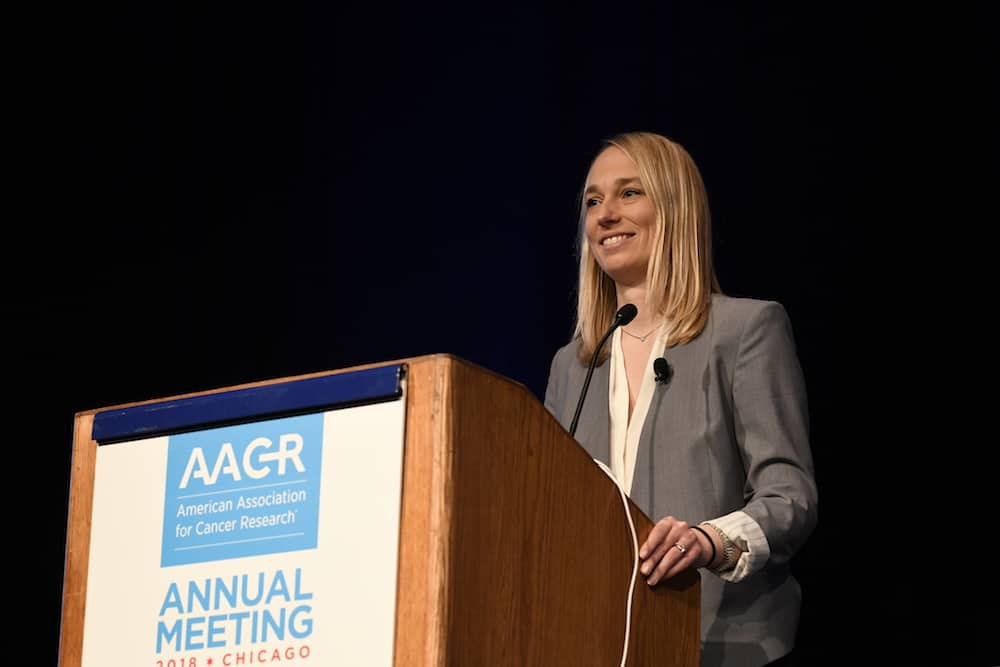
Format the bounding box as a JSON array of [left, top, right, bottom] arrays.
[[597, 199, 620, 224]]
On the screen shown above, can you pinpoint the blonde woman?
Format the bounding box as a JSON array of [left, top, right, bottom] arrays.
[[544, 131, 818, 667]]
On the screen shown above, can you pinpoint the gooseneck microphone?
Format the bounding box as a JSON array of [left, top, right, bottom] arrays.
[[569, 303, 638, 438]]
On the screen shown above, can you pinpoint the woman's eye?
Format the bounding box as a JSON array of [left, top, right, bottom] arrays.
[[585, 197, 600, 207], [623, 188, 641, 198]]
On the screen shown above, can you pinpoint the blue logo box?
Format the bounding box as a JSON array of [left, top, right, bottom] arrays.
[[161, 413, 324, 567]]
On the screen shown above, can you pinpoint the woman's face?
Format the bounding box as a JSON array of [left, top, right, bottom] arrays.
[[583, 146, 657, 287]]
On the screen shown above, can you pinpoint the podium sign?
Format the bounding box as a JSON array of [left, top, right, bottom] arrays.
[[79, 365, 407, 666]]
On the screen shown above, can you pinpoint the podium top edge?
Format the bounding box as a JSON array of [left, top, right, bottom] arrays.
[[91, 363, 406, 444]]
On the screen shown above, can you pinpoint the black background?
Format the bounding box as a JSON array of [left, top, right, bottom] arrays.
[[18, 1, 994, 665]]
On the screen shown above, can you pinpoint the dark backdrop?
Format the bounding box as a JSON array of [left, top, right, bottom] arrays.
[[21, 2, 993, 665]]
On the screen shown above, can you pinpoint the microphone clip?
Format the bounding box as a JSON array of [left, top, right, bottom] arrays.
[[653, 357, 672, 385]]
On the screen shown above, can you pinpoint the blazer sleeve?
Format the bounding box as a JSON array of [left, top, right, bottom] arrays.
[[544, 344, 568, 421], [733, 301, 818, 564]]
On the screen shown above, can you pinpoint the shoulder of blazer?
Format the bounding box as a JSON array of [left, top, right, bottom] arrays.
[[545, 337, 583, 407], [709, 294, 788, 338]]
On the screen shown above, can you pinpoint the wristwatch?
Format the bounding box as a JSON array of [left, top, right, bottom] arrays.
[[702, 523, 738, 573]]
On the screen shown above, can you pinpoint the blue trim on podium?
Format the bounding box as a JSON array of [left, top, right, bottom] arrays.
[[93, 364, 404, 443]]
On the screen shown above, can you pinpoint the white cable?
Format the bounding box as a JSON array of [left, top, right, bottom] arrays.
[[594, 459, 639, 667]]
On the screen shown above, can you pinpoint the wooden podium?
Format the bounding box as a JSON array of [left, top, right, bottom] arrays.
[[59, 354, 700, 666]]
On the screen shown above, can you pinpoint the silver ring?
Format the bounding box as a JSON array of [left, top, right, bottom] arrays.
[[674, 543, 687, 553]]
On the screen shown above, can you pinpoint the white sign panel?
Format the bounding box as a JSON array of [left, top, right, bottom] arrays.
[[81, 397, 406, 667]]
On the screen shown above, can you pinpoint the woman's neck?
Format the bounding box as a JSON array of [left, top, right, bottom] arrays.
[[616, 286, 659, 332]]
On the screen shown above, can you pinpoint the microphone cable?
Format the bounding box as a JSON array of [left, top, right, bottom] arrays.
[[593, 459, 639, 667]]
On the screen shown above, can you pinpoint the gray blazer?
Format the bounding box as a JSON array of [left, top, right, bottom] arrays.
[[544, 294, 818, 667]]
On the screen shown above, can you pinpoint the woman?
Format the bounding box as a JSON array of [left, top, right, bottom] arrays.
[[544, 131, 818, 667]]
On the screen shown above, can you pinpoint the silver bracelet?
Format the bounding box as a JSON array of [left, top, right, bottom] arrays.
[[701, 522, 738, 573]]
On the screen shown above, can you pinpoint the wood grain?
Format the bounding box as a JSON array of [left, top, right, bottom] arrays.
[[435, 355, 699, 666]]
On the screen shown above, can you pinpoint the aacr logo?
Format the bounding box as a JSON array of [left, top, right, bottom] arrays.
[[178, 433, 306, 489]]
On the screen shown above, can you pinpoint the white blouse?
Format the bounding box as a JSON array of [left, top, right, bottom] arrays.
[[607, 324, 665, 495]]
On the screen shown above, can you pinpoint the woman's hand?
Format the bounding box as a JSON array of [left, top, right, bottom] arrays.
[[639, 515, 714, 585]]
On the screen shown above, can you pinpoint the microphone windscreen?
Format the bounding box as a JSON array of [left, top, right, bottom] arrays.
[[617, 303, 638, 325]]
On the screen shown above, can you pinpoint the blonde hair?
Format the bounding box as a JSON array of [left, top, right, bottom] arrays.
[[574, 131, 721, 364]]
